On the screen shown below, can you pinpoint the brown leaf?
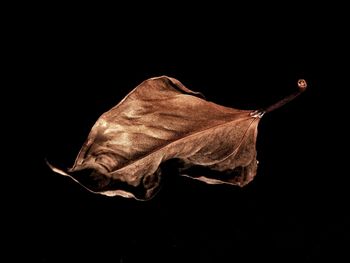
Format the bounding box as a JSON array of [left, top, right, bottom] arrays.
[[48, 76, 307, 200]]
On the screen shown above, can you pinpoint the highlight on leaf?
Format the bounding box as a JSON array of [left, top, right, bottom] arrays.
[[47, 76, 307, 200]]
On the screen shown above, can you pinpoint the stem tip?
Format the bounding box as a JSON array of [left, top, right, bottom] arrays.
[[297, 79, 307, 91]]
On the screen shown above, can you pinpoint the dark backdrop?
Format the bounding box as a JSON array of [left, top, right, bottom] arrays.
[[11, 8, 348, 262]]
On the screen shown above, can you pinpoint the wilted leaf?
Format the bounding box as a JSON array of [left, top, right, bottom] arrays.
[[48, 76, 307, 200]]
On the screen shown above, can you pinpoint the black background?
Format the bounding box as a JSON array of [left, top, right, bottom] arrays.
[[10, 6, 348, 262]]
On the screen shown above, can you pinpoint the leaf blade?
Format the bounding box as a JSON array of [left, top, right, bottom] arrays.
[[49, 76, 261, 200]]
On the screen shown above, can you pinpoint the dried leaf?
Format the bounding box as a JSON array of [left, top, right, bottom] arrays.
[[48, 76, 307, 200]]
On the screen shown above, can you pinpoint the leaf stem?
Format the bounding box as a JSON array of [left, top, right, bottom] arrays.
[[263, 79, 307, 114]]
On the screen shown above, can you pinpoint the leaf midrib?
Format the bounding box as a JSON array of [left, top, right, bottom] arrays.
[[108, 113, 256, 175]]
